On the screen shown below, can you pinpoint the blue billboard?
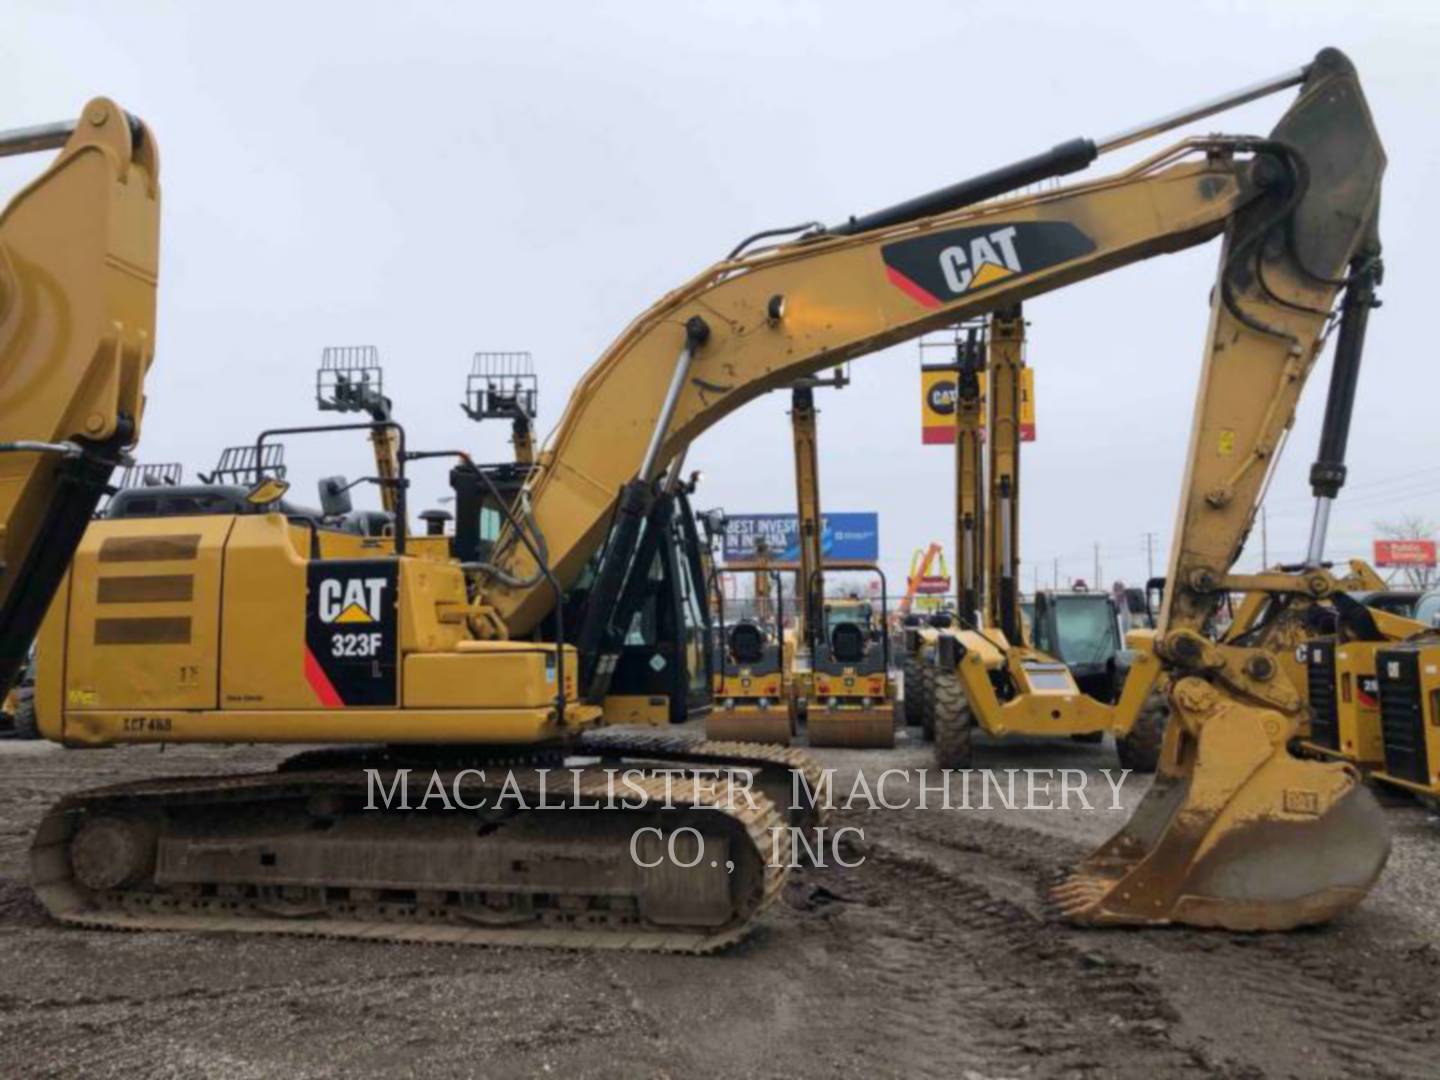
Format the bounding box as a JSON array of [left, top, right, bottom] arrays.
[[722, 512, 879, 565]]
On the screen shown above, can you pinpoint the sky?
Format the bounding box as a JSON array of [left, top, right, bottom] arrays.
[[4, 0, 1438, 595]]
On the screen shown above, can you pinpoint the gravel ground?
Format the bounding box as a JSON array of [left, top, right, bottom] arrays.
[[0, 725, 1437, 1079]]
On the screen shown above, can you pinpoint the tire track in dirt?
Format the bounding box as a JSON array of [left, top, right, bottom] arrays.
[[795, 821, 1210, 1078], [1191, 935, 1440, 1079], [856, 803, 1440, 1078]]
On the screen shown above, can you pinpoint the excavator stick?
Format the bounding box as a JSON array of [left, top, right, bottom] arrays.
[[0, 102, 160, 690], [1057, 50, 1389, 930]]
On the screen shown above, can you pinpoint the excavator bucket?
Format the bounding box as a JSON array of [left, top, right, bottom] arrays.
[[1054, 680, 1390, 930], [0, 102, 161, 692]]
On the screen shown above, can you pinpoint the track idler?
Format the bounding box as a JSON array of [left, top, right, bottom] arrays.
[[1054, 676, 1390, 931]]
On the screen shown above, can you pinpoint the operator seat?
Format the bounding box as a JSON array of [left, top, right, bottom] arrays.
[[830, 621, 867, 664], [728, 621, 766, 665]]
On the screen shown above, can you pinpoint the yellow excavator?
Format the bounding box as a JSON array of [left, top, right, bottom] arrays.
[[4, 49, 1399, 942]]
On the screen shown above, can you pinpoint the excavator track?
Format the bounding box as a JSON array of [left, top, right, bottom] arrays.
[[31, 736, 827, 954]]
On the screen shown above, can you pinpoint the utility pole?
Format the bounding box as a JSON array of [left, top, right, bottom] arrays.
[[1033, 564, 1039, 595], [1261, 506, 1269, 569], [1094, 542, 1101, 589], [1053, 556, 1059, 590], [1144, 531, 1156, 579]]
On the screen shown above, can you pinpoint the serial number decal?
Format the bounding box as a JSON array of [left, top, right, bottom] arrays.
[[122, 716, 173, 733]]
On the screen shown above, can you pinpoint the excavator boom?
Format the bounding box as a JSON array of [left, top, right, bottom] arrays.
[[486, 51, 1377, 646], [0, 102, 161, 689]]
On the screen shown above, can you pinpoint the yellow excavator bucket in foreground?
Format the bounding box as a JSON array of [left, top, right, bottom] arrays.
[[1056, 678, 1389, 929], [1053, 48, 1389, 930]]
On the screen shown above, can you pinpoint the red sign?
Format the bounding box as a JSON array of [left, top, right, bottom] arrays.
[[1374, 539, 1437, 567]]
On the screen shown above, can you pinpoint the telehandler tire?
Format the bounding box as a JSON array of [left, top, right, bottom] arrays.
[[3, 688, 37, 740], [1070, 731, 1104, 744], [1116, 690, 1168, 773], [901, 656, 923, 727], [932, 670, 974, 770], [918, 663, 937, 743]]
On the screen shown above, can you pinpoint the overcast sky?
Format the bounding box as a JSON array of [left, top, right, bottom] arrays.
[[5, 1, 1437, 594]]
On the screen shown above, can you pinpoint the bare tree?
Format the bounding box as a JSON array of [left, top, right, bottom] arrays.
[[1374, 516, 1438, 590]]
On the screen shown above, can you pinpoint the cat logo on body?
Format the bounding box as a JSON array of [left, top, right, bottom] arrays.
[[305, 561, 399, 707], [318, 577, 388, 624]]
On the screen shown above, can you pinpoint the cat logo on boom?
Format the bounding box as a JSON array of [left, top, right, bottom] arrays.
[[318, 576, 389, 624], [881, 221, 1097, 310], [939, 226, 1023, 294]]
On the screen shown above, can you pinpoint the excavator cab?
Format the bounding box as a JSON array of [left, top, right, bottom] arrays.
[[599, 492, 714, 726], [546, 484, 715, 728]]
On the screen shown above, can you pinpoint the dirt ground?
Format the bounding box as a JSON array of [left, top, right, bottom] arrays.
[[1, 726, 1438, 1079]]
